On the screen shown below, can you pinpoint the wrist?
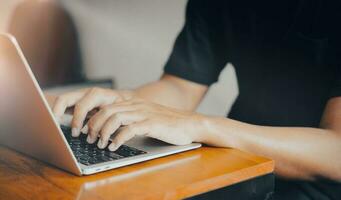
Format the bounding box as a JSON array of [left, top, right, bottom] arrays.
[[118, 90, 136, 100], [189, 114, 218, 144], [193, 115, 239, 148], [188, 114, 210, 143]]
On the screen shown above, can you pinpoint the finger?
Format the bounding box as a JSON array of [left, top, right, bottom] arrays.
[[60, 113, 73, 126], [97, 111, 146, 149], [99, 98, 136, 108], [81, 96, 136, 136], [71, 92, 99, 137], [85, 104, 139, 143], [108, 122, 149, 151], [52, 90, 87, 121], [71, 89, 122, 137], [82, 101, 137, 135]]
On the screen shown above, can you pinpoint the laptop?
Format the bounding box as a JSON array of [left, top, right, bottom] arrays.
[[0, 33, 201, 176]]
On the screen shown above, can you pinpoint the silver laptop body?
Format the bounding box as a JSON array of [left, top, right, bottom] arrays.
[[0, 33, 201, 176]]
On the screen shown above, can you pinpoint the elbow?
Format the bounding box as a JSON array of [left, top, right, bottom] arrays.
[[324, 133, 341, 182], [335, 174, 341, 183], [321, 144, 341, 182], [333, 161, 341, 182], [334, 137, 341, 181]]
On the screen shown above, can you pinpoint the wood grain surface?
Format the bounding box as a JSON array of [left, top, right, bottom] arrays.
[[0, 145, 274, 200]]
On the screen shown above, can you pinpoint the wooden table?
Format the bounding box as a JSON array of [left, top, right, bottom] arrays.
[[0, 145, 274, 200]]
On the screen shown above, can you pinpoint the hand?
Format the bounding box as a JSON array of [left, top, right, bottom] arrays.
[[82, 98, 204, 151], [52, 87, 135, 137]]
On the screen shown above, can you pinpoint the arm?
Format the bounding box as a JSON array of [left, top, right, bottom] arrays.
[[52, 75, 341, 181], [197, 97, 341, 181], [86, 96, 341, 181], [135, 74, 208, 111]]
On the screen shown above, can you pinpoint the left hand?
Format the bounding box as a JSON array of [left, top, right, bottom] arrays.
[[81, 98, 205, 151]]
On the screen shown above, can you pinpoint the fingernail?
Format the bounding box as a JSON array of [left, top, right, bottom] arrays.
[[97, 139, 106, 149], [61, 114, 72, 126], [97, 140, 102, 148], [109, 143, 118, 151], [87, 136, 95, 144], [71, 128, 79, 137], [81, 125, 89, 134]]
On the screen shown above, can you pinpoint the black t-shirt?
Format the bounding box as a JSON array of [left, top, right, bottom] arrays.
[[164, 0, 341, 199]]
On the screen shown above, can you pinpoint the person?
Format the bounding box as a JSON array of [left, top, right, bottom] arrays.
[[52, 0, 341, 199]]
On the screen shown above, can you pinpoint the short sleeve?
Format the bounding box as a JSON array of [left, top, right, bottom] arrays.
[[327, 9, 341, 99], [329, 66, 341, 98], [164, 0, 230, 86]]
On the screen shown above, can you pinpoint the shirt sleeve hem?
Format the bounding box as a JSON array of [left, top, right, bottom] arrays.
[[164, 64, 218, 86]]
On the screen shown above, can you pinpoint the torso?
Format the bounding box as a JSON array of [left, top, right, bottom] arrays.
[[221, 0, 340, 127]]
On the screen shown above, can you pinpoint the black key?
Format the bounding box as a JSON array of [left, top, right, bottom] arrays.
[[80, 143, 88, 148], [88, 158, 104, 164], [105, 152, 123, 159], [72, 140, 81, 144], [88, 160, 98, 165], [114, 146, 130, 157], [114, 145, 146, 157], [74, 152, 83, 157], [81, 161, 91, 166], [96, 156, 110, 162], [71, 147, 81, 152], [101, 156, 112, 162], [97, 150, 106, 155], [60, 125, 147, 166], [78, 159, 91, 165], [106, 157, 115, 161], [79, 155, 90, 161], [81, 150, 89, 155], [88, 149, 97, 153]]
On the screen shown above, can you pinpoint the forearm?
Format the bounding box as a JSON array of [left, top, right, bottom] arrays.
[[197, 116, 341, 181], [134, 74, 207, 111]]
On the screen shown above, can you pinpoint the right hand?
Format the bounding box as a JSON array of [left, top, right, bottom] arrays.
[[52, 87, 135, 137]]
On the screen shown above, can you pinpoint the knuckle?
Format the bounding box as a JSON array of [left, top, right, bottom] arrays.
[[116, 135, 126, 143], [146, 101, 153, 107], [101, 104, 110, 110], [140, 101, 150, 107], [113, 94, 124, 102], [74, 103, 85, 112], [87, 120, 97, 132], [101, 125, 112, 136], [89, 87, 103, 95], [101, 130, 111, 139], [135, 103, 144, 109], [90, 87, 99, 93], [115, 131, 126, 140], [110, 90, 118, 95], [55, 95, 66, 104], [112, 113, 123, 121], [101, 108, 111, 116], [127, 125, 138, 133]]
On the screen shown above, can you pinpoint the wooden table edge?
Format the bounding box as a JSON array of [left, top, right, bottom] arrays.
[[154, 159, 275, 199]]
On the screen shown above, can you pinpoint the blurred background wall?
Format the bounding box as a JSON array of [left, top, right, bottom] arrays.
[[0, 0, 238, 116], [0, 1, 19, 30]]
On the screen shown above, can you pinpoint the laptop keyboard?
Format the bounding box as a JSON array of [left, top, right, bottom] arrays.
[[61, 126, 147, 166]]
